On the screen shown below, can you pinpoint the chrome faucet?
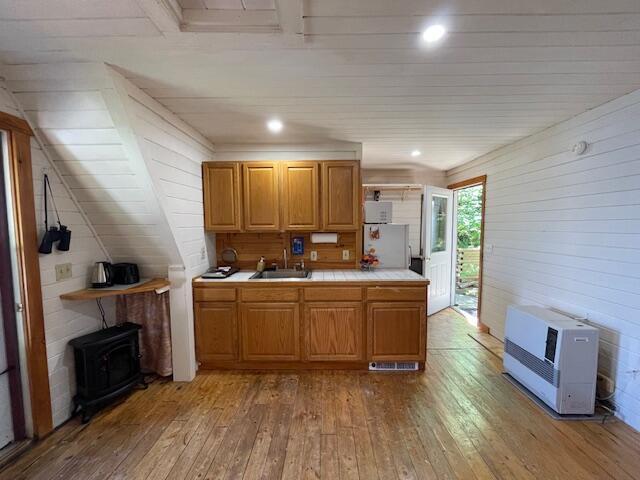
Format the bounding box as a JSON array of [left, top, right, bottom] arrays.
[[283, 248, 288, 269]]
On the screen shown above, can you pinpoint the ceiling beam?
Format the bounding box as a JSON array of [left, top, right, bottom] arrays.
[[181, 8, 280, 33], [135, 0, 182, 33]]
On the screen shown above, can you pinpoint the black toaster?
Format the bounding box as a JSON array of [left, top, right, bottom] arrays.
[[112, 263, 140, 285]]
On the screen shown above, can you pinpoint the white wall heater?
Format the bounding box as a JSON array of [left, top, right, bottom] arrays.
[[504, 305, 599, 415]]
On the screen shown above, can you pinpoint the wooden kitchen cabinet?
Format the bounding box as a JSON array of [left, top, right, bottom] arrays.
[[195, 302, 238, 361], [322, 161, 360, 230], [203, 162, 242, 231], [281, 161, 320, 230], [242, 162, 280, 231], [305, 302, 363, 361], [194, 279, 428, 369], [240, 303, 300, 361], [202, 160, 360, 233], [367, 302, 426, 361]]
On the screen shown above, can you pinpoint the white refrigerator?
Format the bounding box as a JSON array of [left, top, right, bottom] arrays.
[[363, 224, 410, 269]]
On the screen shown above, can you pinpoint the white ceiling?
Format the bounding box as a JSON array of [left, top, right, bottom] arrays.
[[1, 0, 640, 170]]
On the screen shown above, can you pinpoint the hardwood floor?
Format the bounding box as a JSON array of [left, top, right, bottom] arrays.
[[2, 309, 640, 479]]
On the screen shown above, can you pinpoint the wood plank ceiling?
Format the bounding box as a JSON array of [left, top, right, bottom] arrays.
[[0, 0, 640, 170]]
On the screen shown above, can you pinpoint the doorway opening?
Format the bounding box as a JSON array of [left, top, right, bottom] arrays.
[[453, 185, 482, 317], [448, 176, 486, 330]]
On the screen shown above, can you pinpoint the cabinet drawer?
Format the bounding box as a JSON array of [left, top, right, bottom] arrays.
[[304, 287, 362, 302], [241, 288, 299, 302], [366, 286, 426, 302], [194, 288, 236, 302]]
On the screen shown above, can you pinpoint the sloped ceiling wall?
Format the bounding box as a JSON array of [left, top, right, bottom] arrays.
[[4, 61, 215, 278], [105, 66, 214, 279], [7, 62, 178, 277], [2, 61, 216, 380]]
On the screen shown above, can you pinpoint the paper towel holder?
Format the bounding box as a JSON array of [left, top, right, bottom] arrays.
[[310, 232, 339, 244]]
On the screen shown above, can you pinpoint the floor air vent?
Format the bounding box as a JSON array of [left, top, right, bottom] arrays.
[[369, 361, 419, 371]]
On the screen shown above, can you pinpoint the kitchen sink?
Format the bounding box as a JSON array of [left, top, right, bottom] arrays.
[[249, 269, 312, 280]]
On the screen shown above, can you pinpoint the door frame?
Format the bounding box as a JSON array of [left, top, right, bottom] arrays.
[[0, 111, 53, 438], [447, 175, 488, 333], [0, 129, 26, 443]]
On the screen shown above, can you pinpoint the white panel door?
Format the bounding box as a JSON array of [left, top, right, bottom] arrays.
[[423, 186, 454, 315]]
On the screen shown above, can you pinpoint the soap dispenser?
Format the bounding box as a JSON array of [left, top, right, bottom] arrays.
[[257, 256, 266, 272]]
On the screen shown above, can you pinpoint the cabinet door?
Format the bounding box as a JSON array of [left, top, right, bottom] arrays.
[[202, 162, 241, 231], [242, 162, 280, 231], [195, 302, 238, 362], [322, 161, 360, 230], [282, 161, 319, 230], [367, 302, 426, 361], [240, 303, 300, 361], [305, 302, 363, 361]]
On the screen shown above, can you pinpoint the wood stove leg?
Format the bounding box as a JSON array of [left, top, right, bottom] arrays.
[[81, 407, 94, 424]]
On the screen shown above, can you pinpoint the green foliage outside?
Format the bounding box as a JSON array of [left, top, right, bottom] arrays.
[[456, 185, 483, 248], [456, 185, 482, 282]]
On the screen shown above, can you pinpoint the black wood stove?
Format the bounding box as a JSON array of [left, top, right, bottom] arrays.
[[69, 322, 144, 422]]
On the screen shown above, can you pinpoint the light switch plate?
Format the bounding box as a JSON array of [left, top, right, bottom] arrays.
[[310, 251, 318, 261], [342, 249, 350, 260], [55, 263, 72, 281]]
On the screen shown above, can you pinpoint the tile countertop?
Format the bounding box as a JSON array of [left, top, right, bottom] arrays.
[[194, 269, 428, 283]]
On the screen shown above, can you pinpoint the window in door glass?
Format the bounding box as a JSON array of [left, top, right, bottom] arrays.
[[431, 196, 447, 253]]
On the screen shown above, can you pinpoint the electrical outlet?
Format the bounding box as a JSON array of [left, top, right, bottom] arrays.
[[310, 251, 318, 261], [342, 249, 350, 260], [55, 263, 72, 281], [200, 245, 206, 260]]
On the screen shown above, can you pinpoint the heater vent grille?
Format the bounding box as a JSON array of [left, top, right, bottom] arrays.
[[369, 362, 419, 371], [505, 338, 559, 386]]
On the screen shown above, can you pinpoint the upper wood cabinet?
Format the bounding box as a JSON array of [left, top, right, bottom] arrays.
[[202, 160, 361, 232], [322, 161, 360, 230], [203, 162, 242, 231], [242, 162, 280, 231], [281, 161, 320, 230]]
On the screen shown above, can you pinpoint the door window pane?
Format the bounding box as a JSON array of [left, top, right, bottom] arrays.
[[431, 196, 447, 253]]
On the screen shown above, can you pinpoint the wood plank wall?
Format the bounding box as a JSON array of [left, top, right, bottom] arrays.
[[446, 87, 640, 432], [0, 81, 111, 428], [216, 232, 359, 269], [112, 68, 215, 279], [5, 62, 175, 277]]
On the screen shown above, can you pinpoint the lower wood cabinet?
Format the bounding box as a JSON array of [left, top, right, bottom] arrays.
[[304, 302, 363, 361], [195, 302, 238, 361], [194, 283, 428, 368], [367, 302, 426, 361], [240, 303, 300, 361]]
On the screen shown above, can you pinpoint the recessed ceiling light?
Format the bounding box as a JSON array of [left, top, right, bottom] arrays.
[[267, 118, 283, 133], [422, 25, 446, 43], [411, 149, 422, 157]]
